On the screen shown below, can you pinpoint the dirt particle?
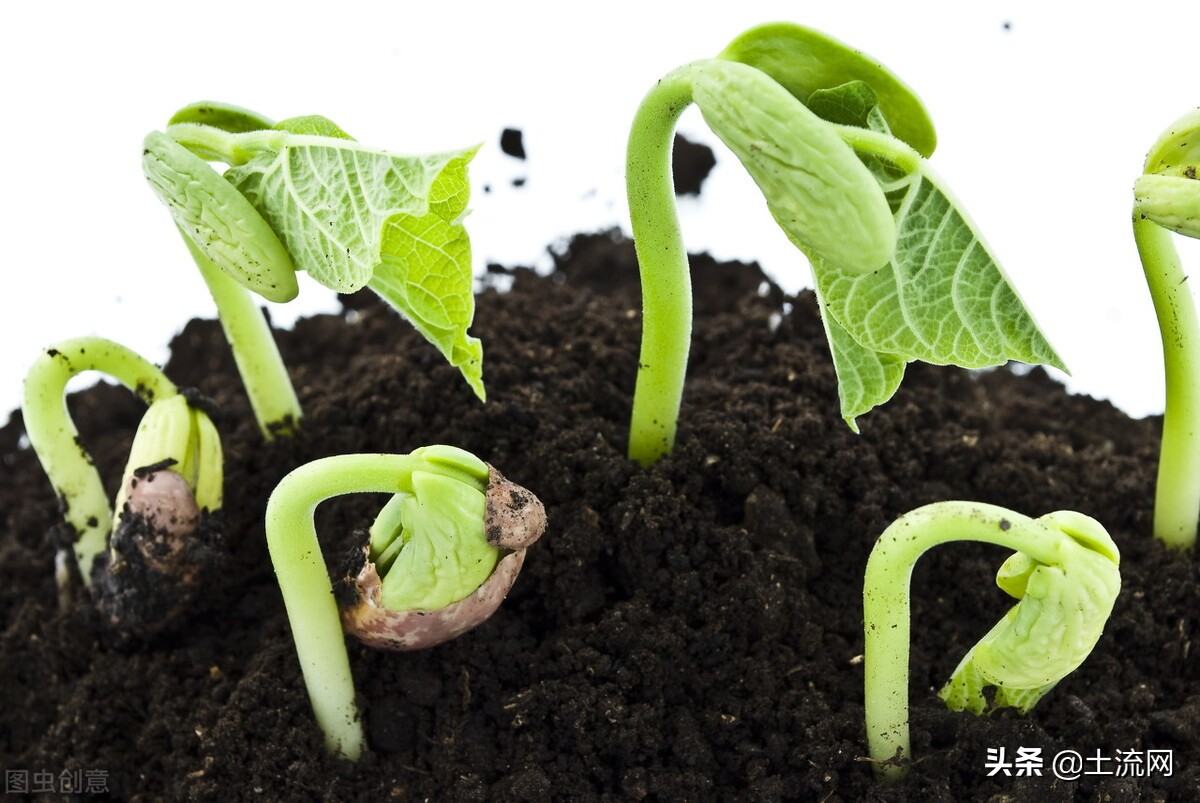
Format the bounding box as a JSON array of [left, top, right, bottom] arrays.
[[500, 128, 526, 159]]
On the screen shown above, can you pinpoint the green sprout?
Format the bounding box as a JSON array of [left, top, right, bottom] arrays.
[[92, 392, 224, 635], [23, 337, 179, 584], [625, 22, 1063, 466], [1131, 108, 1200, 549], [143, 101, 484, 438], [863, 502, 1120, 781], [23, 338, 224, 634], [265, 445, 546, 760]]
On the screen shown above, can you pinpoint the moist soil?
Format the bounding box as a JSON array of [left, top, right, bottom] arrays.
[[3, 179, 1200, 802]]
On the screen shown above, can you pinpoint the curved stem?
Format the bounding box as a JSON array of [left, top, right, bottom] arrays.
[[863, 502, 1061, 781], [184, 235, 302, 438], [828, 123, 922, 175], [1133, 212, 1200, 549], [22, 337, 177, 585], [265, 453, 425, 761], [164, 123, 285, 166], [626, 65, 698, 467]]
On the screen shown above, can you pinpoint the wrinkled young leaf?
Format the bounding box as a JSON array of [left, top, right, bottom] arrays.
[[794, 83, 1063, 426], [1142, 107, 1200, 176], [274, 115, 354, 140], [812, 160, 1065, 428], [693, 46, 1060, 429], [816, 293, 905, 434], [691, 59, 895, 274], [225, 139, 485, 397], [225, 140, 474, 291], [940, 512, 1120, 715], [806, 81, 891, 135], [717, 21, 937, 157], [374, 447, 496, 612], [142, 132, 300, 302]]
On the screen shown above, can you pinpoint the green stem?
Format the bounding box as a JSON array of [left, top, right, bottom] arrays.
[[265, 452, 426, 760], [164, 123, 285, 166], [626, 65, 698, 467], [184, 235, 302, 438], [863, 502, 1061, 781], [1133, 212, 1200, 549], [829, 124, 922, 175], [22, 337, 177, 585]]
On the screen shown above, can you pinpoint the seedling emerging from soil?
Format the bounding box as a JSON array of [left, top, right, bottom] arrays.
[[144, 101, 484, 438], [265, 445, 545, 759], [93, 394, 225, 636], [1131, 108, 1200, 549], [863, 502, 1120, 781], [23, 338, 225, 635], [23, 337, 179, 584], [625, 22, 1063, 466]]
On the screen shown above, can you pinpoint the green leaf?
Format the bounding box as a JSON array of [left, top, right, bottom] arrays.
[[274, 115, 355, 140], [225, 138, 485, 397], [167, 100, 274, 133], [378, 456, 496, 612], [368, 205, 484, 400], [817, 292, 905, 430], [939, 514, 1120, 715], [1142, 107, 1200, 176], [811, 158, 1064, 423], [225, 139, 477, 292], [938, 618, 1058, 715], [717, 21, 937, 157], [806, 81, 890, 134]]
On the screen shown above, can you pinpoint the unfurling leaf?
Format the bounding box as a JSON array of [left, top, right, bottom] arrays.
[[939, 511, 1120, 714], [817, 292, 905, 430], [226, 138, 484, 398], [717, 21, 937, 157], [812, 156, 1064, 424], [225, 140, 476, 292]]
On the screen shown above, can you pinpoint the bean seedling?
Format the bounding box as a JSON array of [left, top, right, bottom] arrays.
[[144, 101, 484, 437], [625, 22, 1063, 465], [1131, 108, 1200, 549], [863, 502, 1120, 780], [22, 338, 224, 634], [265, 445, 545, 759]]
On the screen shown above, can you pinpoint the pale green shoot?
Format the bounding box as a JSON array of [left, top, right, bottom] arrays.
[[266, 446, 545, 760], [625, 22, 1063, 466], [113, 394, 223, 522], [1131, 108, 1200, 549], [22, 337, 178, 586], [143, 102, 484, 438], [863, 502, 1120, 781]]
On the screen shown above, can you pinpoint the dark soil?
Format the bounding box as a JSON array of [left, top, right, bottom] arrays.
[[3, 179, 1199, 800], [500, 129, 526, 160]]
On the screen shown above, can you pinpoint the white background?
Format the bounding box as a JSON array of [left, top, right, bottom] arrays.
[[2, 1, 1198, 426]]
